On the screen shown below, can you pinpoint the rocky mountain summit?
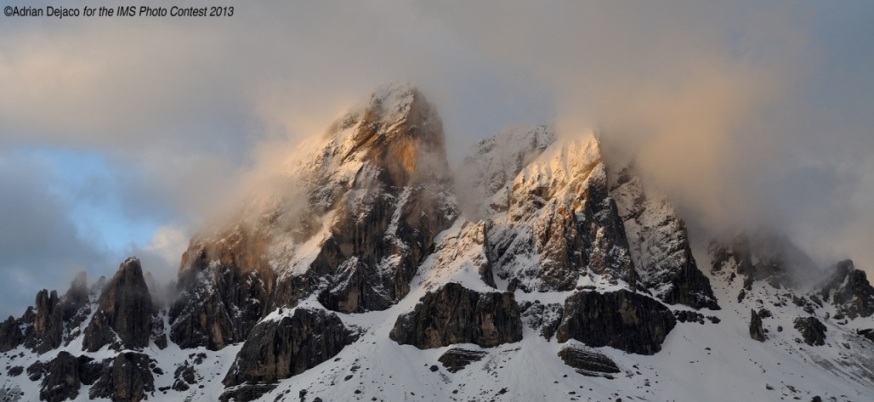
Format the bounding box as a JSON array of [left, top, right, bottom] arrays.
[[1, 84, 873, 402]]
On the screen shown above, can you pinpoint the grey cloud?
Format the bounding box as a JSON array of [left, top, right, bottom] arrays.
[[0, 0, 872, 314], [0, 154, 109, 317]]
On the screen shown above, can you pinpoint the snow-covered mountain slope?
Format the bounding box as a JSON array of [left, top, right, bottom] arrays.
[[2, 85, 873, 402]]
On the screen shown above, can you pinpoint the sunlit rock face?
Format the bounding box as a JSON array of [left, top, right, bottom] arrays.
[[460, 128, 637, 292], [167, 83, 458, 352]]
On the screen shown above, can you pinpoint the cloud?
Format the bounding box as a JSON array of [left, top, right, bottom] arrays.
[[132, 224, 190, 286], [0, 0, 873, 319], [0, 153, 108, 317]]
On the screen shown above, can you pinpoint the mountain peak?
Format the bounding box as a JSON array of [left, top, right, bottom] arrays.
[[6, 86, 873, 402], [316, 82, 448, 191], [368, 81, 420, 124]]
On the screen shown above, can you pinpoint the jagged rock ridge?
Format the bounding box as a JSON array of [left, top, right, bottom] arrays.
[[1, 84, 873, 402], [610, 166, 719, 309], [168, 83, 458, 352]]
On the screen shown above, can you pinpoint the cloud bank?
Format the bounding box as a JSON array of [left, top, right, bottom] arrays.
[[1, 1, 873, 314]]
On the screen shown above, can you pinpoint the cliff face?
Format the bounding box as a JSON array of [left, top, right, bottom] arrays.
[[83, 258, 153, 352], [1, 84, 873, 402], [389, 283, 523, 348], [457, 126, 718, 310], [610, 166, 719, 309], [166, 83, 457, 354], [221, 308, 357, 400], [555, 289, 677, 355], [818, 260, 874, 319], [456, 128, 638, 292]]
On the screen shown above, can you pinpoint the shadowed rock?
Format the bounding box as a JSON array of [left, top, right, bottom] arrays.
[[438, 348, 488, 373], [169, 229, 277, 351], [750, 309, 766, 342], [390, 283, 523, 348], [818, 260, 874, 319], [555, 290, 676, 355], [558, 345, 620, 378], [18, 272, 93, 354], [223, 308, 357, 394], [24, 290, 62, 353], [89, 352, 156, 402], [0, 315, 24, 353], [38, 352, 80, 402], [794, 316, 826, 346], [83, 258, 153, 352]]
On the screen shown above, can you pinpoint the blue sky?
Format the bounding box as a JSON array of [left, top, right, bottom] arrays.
[[26, 148, 162, 253], [1, 1, 873, 317]]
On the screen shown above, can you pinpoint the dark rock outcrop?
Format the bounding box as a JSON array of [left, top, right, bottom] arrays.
[[24, 290, 63, 354], [750, 309, 766, 342], [680, 310, 701, 323], [818, 260, 874, 319], [657, 254, 720, 310], [38, 352, 81, 402], [17, 273, 93, 354], [82, 314, 120, 353], [555, 290, 676, 355], [26, 361, 45, 381], [558, 345, 621, 378], [438, 348, 488, 373], [222, 308, 356, 393], [218, 384, 277, 402], [172, 363, 197, 391], [857, 328, 874, 343], [84, 258, 153, 352], [311, 184, 457, 314], [78, 356, 104, 386], [7, 365, 23, 376], [675, 310, 706, 324], [28, 353, 103, 402], [794, 317, 827, 346], [390, 283, 523, 348], [89, 352, 156, 402], [0, 316, 24, 353]]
